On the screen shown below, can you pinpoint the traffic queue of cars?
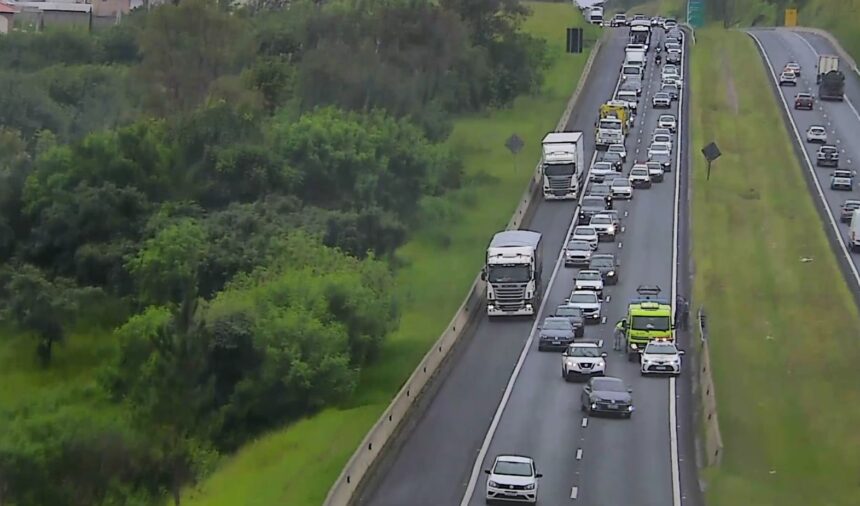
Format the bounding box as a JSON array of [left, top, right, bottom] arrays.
[[784, 60, 860, 252], [483, 19, 687, 505]]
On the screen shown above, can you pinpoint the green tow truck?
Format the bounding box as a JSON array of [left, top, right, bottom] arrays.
[[620, 285, 675, 362]]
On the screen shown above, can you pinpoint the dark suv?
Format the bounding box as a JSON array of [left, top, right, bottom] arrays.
[[794, 93, 814, 110]]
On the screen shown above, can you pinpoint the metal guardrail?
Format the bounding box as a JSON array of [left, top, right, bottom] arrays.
[[321, 30, 609, 506]]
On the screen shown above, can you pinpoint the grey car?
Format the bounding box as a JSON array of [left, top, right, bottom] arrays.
[[580, 376, 634, 418], [817, 145, 839, 167], [589, 161, 616, 183], [552, 305, 585, 337], [579, 195, 609, 222], [564, 239, 593, 267], [649, 150, 672, 172], [538, 317, 577, 351], [589, 213, 618, 241], [598, 150, 624, 172], [589, 253, 619, 285], [586, 183, 615, 207]]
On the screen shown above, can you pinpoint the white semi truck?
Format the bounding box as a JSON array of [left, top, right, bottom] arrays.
[[541, 132, 585, 200], [483, 230, 543, 317]]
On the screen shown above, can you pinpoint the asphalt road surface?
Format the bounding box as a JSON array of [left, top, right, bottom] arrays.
[[357, 27, 700, 506], [749, 28, 860, 291]]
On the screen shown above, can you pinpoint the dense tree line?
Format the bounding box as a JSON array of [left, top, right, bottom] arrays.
[[0, 0, 550, 504]]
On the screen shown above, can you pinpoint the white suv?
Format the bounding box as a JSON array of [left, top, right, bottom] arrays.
[[485, 454, 542, 503], [562, 341, 607, 381]]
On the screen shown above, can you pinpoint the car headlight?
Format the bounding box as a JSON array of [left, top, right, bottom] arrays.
[[608, 271, 615, 276], [591, 403, 598, 409], [630, 343, 639, 350], [524, 483, 535, 490], [488, 480, 499, 488]]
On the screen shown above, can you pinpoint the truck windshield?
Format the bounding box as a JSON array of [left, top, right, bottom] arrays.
[[631, 315, 671, 331], [488, 265, 531, 283], [599, 120, 621, 129], [545, 163, 575, 176]]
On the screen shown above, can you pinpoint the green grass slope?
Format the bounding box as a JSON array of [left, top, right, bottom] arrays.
[[690, 27, 860, 505], [180, 3, 600, 505]]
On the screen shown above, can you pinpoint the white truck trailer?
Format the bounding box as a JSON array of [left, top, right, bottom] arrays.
[[541, 131, 585, 200], [483, 231, 543, 317]]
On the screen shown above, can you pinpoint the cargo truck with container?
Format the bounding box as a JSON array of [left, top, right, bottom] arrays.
[[482, 231, 544, 317], [541, 132, 585, 200], [816, 55, 845, 101], [595, 102, 631, 149]]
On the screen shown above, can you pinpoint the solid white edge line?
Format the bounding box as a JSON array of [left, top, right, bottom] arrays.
[[668, 28, 685, 506], [749, 31, 860, 287], [458, 149, 602, 506], [789, 31, 860, 125]]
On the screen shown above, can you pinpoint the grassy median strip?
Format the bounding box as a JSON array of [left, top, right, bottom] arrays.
[[690, 28, 860, 505], [181, 3, 599, 505]]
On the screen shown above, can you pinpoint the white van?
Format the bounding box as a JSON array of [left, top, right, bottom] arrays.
[[850, 209, 860, 252]]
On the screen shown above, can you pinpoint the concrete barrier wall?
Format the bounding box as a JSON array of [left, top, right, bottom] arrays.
[[694, 308, 723, 467], [322, 31, 608, 506]]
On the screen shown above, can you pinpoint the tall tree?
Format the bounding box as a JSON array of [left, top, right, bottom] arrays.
[[136, 0, 252, 114]]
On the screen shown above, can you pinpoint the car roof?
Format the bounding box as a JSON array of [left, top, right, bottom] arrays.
[[843, 199, 860, 205], [631, 166, 650, 173], [496, 455, 533, 464], [575, 225, 596, 231], [592, 253, 615, 260]]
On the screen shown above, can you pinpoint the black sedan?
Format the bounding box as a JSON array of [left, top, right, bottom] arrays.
[[537, 317, 577, 351], [598, 150, 624, 172], [586, 183, 614, 208], [552, 305, 585, 337], [589, 253, 619, 285], [649, 150, 672, 172], [580, 376, 634, 418]]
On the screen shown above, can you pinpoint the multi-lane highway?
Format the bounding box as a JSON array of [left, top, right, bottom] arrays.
[[357, 26, 701, 506], [749, 28, 860, 289]]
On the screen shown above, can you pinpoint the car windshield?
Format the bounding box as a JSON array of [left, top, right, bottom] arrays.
[[583, 196, 606, 208], [593, 162, 612, 171], [810, 127, 825, 133], [645, 343, 677, 354], [567, 240, 589, 250], [821, 147, 837, 153], [578, 271, 601, 280], [604, 152, 621, 161], [574, 227, 596, 236], [592, 378, 625, 392], [632, 168, 649, 176], [647, 162, 662, 170], [569, 293, 597, 303], [591, 215, 611, 224], [494, 461, 533, 477], [631, 315, 671, 331], [654, 135, 670, 142], [651, 153, 670, 162], [612, 180, 630, 188], [590, 258, 613, 268], [655, 93, 670, 100], [844, 201, 860, 209], [544, 319, 571, 330], [798, 94, 812, 100], [556, 306, 583, 317], [660, 115, 675, 122], [545, 163, 576, 176], [570, 346, 601, 357], [487, 265, 531, 283], [599, 119, 621, 129], [589, 185, 610, 196], [623, 67, 639, 74]]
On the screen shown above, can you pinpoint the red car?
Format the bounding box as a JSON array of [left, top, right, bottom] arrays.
[[794, 93, 814, 110]]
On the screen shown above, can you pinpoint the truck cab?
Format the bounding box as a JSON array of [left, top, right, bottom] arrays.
[[483, 231, 543, 317], [622, 285, 674, 362], [541, 132, 584, 200]]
